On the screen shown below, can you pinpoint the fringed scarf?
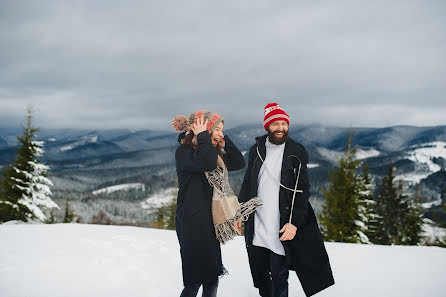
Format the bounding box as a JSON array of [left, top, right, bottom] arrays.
[[205, 155, 262, 244]]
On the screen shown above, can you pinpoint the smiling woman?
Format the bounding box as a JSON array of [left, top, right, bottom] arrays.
[[171, 110, 260, 297]]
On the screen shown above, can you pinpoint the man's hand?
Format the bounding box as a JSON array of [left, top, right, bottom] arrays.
[[279, 223, 297, 241], [234, 219, 242, 234]]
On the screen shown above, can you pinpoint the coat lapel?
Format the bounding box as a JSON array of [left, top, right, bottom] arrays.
[[253, 135, 267, 179], [280, 138, 293, 183]]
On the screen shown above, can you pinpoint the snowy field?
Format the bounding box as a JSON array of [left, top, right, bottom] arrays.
[[0, 223, 445, 297]]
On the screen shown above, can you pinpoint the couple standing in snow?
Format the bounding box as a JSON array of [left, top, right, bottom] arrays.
[[171, 103, 334, 297]]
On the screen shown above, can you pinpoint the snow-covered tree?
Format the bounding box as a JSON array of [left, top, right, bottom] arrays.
[[356, 163, 376, 244], [0, 109, 59, 222], [362, 164, 386, 244]]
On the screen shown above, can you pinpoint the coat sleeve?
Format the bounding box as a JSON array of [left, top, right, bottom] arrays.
[[238, 145, 255, 203], [222, 135, 246, 171], [290, 147, 311, 230], [175, 131, 218, 173]]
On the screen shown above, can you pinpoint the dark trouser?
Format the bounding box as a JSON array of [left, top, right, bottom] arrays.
[[248, 245, 289, 297], [180, 279, 219, 297]]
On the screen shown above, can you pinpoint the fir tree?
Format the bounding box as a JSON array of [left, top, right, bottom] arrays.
[[151, 189, 177, 230], [357, 163, 376, 244], [400, 184, 425, 245], [319, 134, 365, 243], [434, 188, 446, 247], [63, 198, 74, 223], [375, 164, 417, 245], [0, 108, 58, 222], [45, 208, 56, 224], [363, 164, 386, 244]]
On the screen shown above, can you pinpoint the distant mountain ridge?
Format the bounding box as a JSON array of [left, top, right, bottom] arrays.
[[1, 124, 445, 224]]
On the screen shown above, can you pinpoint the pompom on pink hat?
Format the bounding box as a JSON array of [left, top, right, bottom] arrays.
[[171, 110, 224, 145]]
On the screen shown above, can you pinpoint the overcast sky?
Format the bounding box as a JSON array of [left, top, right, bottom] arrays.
[[0, 0, 445, 131]]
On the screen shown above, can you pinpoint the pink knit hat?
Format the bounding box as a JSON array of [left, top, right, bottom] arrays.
[[263, 103, 289, 130], [171, 110, 224, 133]]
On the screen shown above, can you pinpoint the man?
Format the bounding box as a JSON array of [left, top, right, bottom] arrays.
[[238, 103, 334, 297]]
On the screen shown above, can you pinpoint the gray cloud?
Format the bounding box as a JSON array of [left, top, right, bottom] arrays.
[[1, 0, 445, 130]]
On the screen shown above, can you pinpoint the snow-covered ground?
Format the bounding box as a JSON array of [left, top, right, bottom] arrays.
[[422, 220, 446, 242], [407, 141, 446, 173], [60, 135, 99, 152], [0, 223, 445, 297], [317, 147, 344, 163], [141, 187, 177, 211], [421, 199, 443, 209], [92, 183, 146, 195], [396, 141, 446, 184], [354, 148, 380, 160]]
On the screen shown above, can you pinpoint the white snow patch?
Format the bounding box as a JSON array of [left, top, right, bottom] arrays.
[[317, 147, 344, 163], [48, 137, 56, 142], [141, 187, 177, 211], [395, 172, 432, 185], [93, 183, 145, 195], [407, 141, 446, 172], [422, 199, 443, 209], [308, 163, 319, 168], [422, 222, 446, 241], [0, 224, 445, 297], [241, 150, 248, 156], [354, 148, 380, 160], [60, 135, 99, 152]]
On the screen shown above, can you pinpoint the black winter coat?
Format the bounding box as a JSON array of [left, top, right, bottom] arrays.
[[175, 131, 245, 286], [239, 135, 335, 297]]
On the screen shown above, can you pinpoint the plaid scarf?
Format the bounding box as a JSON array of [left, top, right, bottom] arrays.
[[205, 155, 262, 244]]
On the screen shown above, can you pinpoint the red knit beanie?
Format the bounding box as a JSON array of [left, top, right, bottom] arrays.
[[263, 103, 289, 130]]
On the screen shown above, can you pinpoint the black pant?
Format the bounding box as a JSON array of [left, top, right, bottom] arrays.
[[180, 279, 219, 297], [248, 245, 289, 297]]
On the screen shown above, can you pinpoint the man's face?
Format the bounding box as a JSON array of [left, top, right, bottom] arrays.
[[267, 120, 289, 145]]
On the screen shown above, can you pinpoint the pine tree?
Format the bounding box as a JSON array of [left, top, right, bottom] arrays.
[[319, 134, 365, 243], [357, 163, 376, 244], [374, 164, 414, 245], [63, 198, 74, 223], [434, 188, 446, 247], [0, 108, 59, 222], [45, 208, 56, 224], [151, 189, 177, 230], [400, 184, 424, 245], [363, 163, 386, 244]]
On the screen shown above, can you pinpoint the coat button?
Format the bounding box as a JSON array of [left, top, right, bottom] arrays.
[[285, 207, 289, 210]]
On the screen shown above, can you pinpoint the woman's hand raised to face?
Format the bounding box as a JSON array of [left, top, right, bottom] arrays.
[[190, 116, 208, 135]]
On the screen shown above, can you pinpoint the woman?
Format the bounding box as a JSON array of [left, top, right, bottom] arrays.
[[172, 110, 258, 297]]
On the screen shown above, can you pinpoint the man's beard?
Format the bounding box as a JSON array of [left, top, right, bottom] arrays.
[[267, 128, 289, 145]]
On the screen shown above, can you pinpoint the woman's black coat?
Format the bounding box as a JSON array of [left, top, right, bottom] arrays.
[[239, 134, 335, 297], [175, 131, 245, 286]]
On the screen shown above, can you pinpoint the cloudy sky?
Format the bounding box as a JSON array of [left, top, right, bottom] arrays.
[[0, 0, 445, 131]]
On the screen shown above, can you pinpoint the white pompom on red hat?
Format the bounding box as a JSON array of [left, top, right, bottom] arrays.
[[263, 103, 290, 130]]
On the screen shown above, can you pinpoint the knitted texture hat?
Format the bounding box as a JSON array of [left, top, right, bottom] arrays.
[[172, 110, 224, 134], [263, 103, 289, 131]]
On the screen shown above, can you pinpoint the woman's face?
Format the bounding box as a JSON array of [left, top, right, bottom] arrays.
[[210, 122, 224, 147]]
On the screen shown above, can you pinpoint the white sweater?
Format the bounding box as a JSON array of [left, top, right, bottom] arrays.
[[252, 137, 286, 256]]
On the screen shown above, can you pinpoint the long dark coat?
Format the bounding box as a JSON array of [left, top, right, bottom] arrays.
[[239, 134, 335, 297], [175, 131, 245, 286]]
